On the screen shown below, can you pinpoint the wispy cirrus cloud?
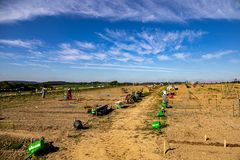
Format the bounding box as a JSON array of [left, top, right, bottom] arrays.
[[55, 41, 145, 63], [70, 63, 175, 73], [75, 41, 96, 50], [14, 28, 202, 64], [114, 52, 144, 62], [0, 51, 20, 59], [0, 28, 205, 65], [173, 53, 190, 60], [98, 28, 204, 56], [158, 55, 171, 61], [56, 43, 93, 61], [0, 0, 240, 23], [201, 50, 236, 59], [0, 39, 42, 48], [95, 53, 107, 60], [9, 61, 49, 68], [27, 50, 44, 59]]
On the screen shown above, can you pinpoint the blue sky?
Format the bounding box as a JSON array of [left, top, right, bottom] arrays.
[[0, 0, 240, 82]]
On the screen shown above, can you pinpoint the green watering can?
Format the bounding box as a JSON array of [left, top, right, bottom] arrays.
[[26, 139, 48, 159], [157, 110, 165, 117], [152, 121, 161, 129]]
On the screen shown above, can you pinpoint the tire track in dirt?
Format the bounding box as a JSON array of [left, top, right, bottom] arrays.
[[70, 88, 163, 160]]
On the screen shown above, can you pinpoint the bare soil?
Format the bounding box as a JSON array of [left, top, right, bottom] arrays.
[[1, 84, 240, 160]]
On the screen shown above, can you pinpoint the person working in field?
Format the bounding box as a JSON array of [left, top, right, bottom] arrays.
[[41, 87, 46, 98], [67, 87, 72, 100]]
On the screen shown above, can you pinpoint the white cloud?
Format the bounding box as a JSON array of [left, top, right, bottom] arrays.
[[42, 29, 204, 63], [201, 50, 236, 59], [76, 41, 95, 49], [27, 50, 44, 59], [0, 29, 205, 64], [0, 0, 240, 23], [174, 45, 181, 50], [121, 53, 144, 62], [0, 39, 42, 48], [158, 55, 171, 61], [55, 42, 108, 61], [60, 47, 79, 55], [104, 49, 145, 62], [56, 43, 93, 61], [95, 53, 107, 60], [70, 63, 174, 73], [100, 29, 204, 56], [9, 61, 49, 68], [83, 63, 174, 70], [0, 51, 18, 58], [59, 54, 92, 61], [173, 53, 189, 59], [108, 48, 122, 55]]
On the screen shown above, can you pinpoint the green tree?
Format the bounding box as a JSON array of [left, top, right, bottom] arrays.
[[110, 80, 119, 86]]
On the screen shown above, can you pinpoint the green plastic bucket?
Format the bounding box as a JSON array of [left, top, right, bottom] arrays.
[[27, 139, 47, 157], [115, 103, 124, 109], [161, 102, 167, 108], [152, 121, 161, 129], [157, 110, 165, 117], [91, 108, 97, 115]]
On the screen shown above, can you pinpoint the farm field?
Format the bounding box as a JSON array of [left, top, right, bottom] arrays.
[[0, 84, 240, 160], [0, 84, 106, 98], [1, 1, 240, 160]]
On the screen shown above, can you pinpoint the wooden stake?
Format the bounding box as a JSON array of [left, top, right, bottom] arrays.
[[163, 139, 166, 156], [216, 96, 217, 110], [204, 135, 207, 141], [224, 140, 227, 148], [238, 98, 240, 117], [233, 101, 235, 117]]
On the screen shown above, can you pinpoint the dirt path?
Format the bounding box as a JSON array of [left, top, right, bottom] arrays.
[[70, 88, 164, 160]]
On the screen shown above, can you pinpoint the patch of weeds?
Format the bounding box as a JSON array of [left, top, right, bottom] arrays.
[[160, 123, 168, 129], [162, 86, 167, 91], [208, 88, 221, 92], [130, 104, 136, 108], [143, 92, 150, 96], [0, 103, 20, 109], [67, 134, 80, 139], [83, 105, 92, 109], [159, 117, 167, 124], [141, 123, 151, 131], [0, 121, 14, 129], [87, 118, 97, 123], [7, 141, 25, 150], [1, 138, 30, 150], [153, 128, 163, 135]]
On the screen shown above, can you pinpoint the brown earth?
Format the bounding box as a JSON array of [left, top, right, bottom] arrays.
[[1, 84, 240, 160]]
